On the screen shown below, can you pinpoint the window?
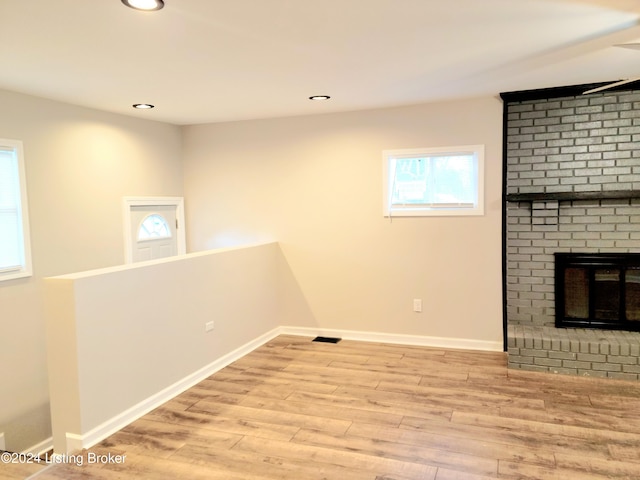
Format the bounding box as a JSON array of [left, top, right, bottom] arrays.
[[0, 139, 32, 281], [137, 214, 172, 241], [383, 145, 484, 217]]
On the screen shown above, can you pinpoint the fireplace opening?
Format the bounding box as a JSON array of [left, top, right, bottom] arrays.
[[555, 253, 640, 331]]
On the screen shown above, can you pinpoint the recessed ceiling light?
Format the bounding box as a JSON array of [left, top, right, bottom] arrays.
[[121, 0, 164, 11], [133, 104, 154, 109], [309, 95, 331, 101]]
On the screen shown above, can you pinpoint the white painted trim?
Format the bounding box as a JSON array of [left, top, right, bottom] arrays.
[[278, 326, 503, 352], [382, 144, 485, 217], [23, 436, 53, 456], [63, 327, 281, 452], [0, 434, 53, 457], [0, 139, 33, 282], [58, 325, 500, 453], [122, 196, 186, 264], [64, 433, 84, 454], [0, 433, 54, 480]]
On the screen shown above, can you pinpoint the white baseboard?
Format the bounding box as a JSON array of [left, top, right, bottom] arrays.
[[62, 325, 500, 453], [64, 433, 84, 454], [63, 327, 282, 453], [24, 436, 53, 456], [0, 433, 53, 457], [278, 326, 503, 352]]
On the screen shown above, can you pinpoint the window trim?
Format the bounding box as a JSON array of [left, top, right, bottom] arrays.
[[382, 144, 485, 217], [0, 139, 32, 281], [122, 196, 186, 264]]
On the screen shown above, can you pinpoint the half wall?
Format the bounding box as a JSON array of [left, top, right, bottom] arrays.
[[44, 242, 284, 453]]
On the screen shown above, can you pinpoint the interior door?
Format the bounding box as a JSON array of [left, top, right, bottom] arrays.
[[130, 205, 178, 262]]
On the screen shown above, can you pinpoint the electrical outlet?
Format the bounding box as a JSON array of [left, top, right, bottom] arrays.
[[205, 321, 215, 332], [413, 299, 422, 312]]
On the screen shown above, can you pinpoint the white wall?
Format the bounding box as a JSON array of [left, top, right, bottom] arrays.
[[1, 89, 505, 453], [44, 243, 283, 453], [182, 97, 504, 345], [0, 89, 183, 452]]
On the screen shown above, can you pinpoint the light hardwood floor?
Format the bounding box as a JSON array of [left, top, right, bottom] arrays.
[[7, 334, 640, 479]]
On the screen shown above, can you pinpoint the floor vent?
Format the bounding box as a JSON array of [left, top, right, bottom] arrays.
[[312, 336, 342, 344]]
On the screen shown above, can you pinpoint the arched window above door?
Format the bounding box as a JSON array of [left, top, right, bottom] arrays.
[[137, 214, 172, 241]]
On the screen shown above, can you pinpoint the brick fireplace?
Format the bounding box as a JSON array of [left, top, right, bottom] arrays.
[[501, 85, 640, 380]]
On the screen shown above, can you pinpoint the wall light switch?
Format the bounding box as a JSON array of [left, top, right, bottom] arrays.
[[205, 321, 215, 332]]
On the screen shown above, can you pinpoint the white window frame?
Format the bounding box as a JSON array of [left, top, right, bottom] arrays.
[[0, 139, 32, 281], [382, 144, 484, 217]]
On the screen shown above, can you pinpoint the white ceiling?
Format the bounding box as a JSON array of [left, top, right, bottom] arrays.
[[2, 0, 640, 125]]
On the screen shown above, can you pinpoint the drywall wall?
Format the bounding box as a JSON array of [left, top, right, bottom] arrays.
[[0, 89, 183, 452], [1, 88, 504, 453], [44, 242, 282, 453], [182, 97, 504, 346]]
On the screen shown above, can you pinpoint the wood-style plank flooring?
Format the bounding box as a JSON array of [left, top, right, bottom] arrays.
[[9, 335, 640, 479]]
